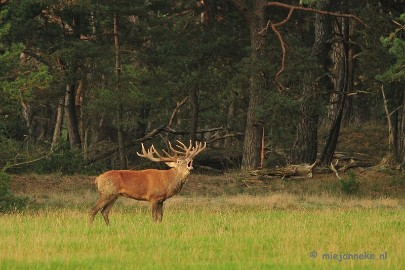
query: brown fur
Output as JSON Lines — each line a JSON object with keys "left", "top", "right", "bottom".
{"left": 89, "top": 159, "right": 191, "bottom": 225}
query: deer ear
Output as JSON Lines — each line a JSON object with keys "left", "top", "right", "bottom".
{"left": 165, "top": 162, "right": 176, "bottom": 168}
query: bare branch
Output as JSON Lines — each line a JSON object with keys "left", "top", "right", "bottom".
{"left": 346, "top": 90, "right": 373, "bottom": 96}
{"left": 135, "top": 97, "right": 189, "bottom": 142}
{"left": 271, "top": 23, "right": 287, "bottom": 91}
{"left": 206, "top": 132, "right": 244, "bottom": 144}
{"left": 266, "top": 2, "right": 369, "bottom": 28}
{"left": 21, "top": 50, "right": 55, "bottom": 72}
{"left": 381, "top": 85, "right": 395, "bottom": 151}
{"left": 330, "top": 161, "right": 341, "bottom": 180}
{"left": 257, "top": 8, "right": 295, "bottom": 91}
{"left": 258, "top": 1, "right": 368, "bottom": 90}
{"left": 167, "top": 97, "right": 189, "bottom": 128}
{"left": 2, "top": 146, "right": 60, "bottom": 172}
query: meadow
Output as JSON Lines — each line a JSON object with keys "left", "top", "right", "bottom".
{"left": 1, "top": 194, "right": 404, "bottom": 270}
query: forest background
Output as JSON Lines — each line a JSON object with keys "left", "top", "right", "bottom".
{"left": 0, "top": 0, "right": 404, "bottom": 176}
{"left": 1, "top": 2, "right": 405, "bottom": 268}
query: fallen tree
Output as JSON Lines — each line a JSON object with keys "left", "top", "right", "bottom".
{"left": 248, "top": 151, "right": 377, "bottom": 179}
{"left": 249, "top": 162, "right": 317, "bottom": 179}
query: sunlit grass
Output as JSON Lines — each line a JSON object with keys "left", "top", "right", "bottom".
{"left": 1, "top": 196, "right": 404, "bottom": 269}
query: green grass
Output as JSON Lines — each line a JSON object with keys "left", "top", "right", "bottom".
{"left": 0, "top": 197, "right": 404, "bottom": 269}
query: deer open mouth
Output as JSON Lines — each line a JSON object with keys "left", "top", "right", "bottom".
{"left": 187, "top": 160, "right": 193, "bottom": 170}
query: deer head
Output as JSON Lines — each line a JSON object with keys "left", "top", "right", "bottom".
{"left": 137, "top": 140, "right": 207, "bottom": 170}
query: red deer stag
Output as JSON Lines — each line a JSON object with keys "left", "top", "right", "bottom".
{"left": 89, "top": 140, "right": 206, "bottom": 225}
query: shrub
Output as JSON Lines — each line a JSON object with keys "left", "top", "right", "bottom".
{"left": 340, "top": 170, "right": 360, "bottom": 194}
{"left": 0, "top": 172, "right": 28, "bottom": 212}
{"left": 390, "top": 173, "right": 405, "bottom": 187}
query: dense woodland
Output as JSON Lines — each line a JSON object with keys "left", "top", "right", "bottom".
{"left": 0, "top": 0, "right": 404, "bottom": 174}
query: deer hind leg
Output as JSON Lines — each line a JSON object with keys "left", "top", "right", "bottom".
{"left": 89, "top": 195, "right": 115, "bottom": 226}
{"left": 101, "top": 196, "right": 118, "bottom": 226}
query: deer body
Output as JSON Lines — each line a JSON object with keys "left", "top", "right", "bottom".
{"left": 89, "top": 141, "right": 205, "bottom": 225}
{"left": 96, "top": 168, "right": 190, "bottom": 201}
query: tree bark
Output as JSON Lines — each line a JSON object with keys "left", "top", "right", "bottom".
{"left": 381, "top": 86, "right": 395, "bottom": 153}
{"left": 380, "top": 86, "right": 405, "bottom": 169}
{"left": 291, "top": 84, "right": 319, "bottom": 163}
{"left": 320, "top": 0, "right": 351, "bottom": 165}
{"left": 382, "top": 87, "right": 405, "bottom": 166}
{"left": 20, "top": 96, "right": 34, "bottom": 140}
{"left": 65, "top": 84, "right": 82, "bottom": 150}
{"left": 399, "top": 91, "right": 405, "bottom": 167}
{"left": 51, "top": 96, "right": 65, "bottom": 151}
{"left": 312, "top": 0, "right": 332, "bottom": 68}
{"left": 290, "top": 0, "right": 331, "bottom": 164}
{"left": 224, "top": 101, "right": 235, "bottom": 148}
{"left": 134, "top": 106, "right": 150, "bottom": 139}
{"left": 190, "top": 86, "right": 199, "bottom": 144}
{"left": 241, "top": 0, "right": 266, "bottom": 170}
{"left": 114, "top": 14, "right": 128, "bottom": 169}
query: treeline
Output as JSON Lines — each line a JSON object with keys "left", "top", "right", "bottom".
{"left": 0, "top": 0, "right": 404, "bottom": 173}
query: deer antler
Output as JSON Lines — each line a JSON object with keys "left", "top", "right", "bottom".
{"left": 187, "top": 141, "right": 207, "bottom": 159}
{"left": 137, "top": 141, "right": 207, "bottom": 162}
{"left": 172, "top": 140, "right": 207, "bottom": 159}
{"left": 174, "top": 140, "right": 193, "bottom": 156}
{"left": 137, "top": 143, "right": 177, "bottom": 162}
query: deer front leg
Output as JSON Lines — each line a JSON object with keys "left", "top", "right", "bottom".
{"left": 157, "top": 201, "right": 164, "bottom": 222}
{"left": 151, "top": 200, "right": 159, "bottom": 222}
{"left": 151, "top": 200, "right": 164, "bottom": 222}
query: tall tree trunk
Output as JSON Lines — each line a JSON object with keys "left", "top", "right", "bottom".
{"left": 114, "top": 14, "right": 127, "bottom": 169}
{"left": 65, "top": 84, "right": 82, "bottom": 150}
{"left": 320, "top": 0, "right": 351, "bottom": 165}
{"left": 291, "top": 0, "right": 331, "bottom": 164}
{"left": 291, "top": 84, "right": 320, "bottom": 163}
{"left": 134, "top": 106, "right": 150, "bottom": 139}
{"left": 224, "top": 101, "right": 235, "bottom": 148}
{"left": 75, "top": 80, "right": 84, "bottom": 144}
{"left": 241, "top": 0, "right": 266, "bottom": 170}
{"left": 380, "top": 86, "right": 405, "bottom": 169}
{"left": 20, "top": 96, "right": 34, "bottom": 140}
{"left": 51, "top": 96, "right": 65, "bottom": 151}
{"left": 399, "top": 91, "right": 405, "bottom": 167}
{"left": 190, "top": 86, "right": 199, "bottom": 144}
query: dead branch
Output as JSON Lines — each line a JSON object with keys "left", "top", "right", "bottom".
{"left": 332, "top": 152, "right": 376, "bottom": 172}
{"left": 259, "top": 1, "right": 368, "bottom": 90}
{"left": 266, "top": 2, "right": 369, "bottom": 28}
{"left": 136, "top": 96, "right": 189, "bottom": 142}
{"left": 206, "top": 132, "right": 244, "bottom": 144}
{"left": 86, "top": 97, "right": 189, "bottom": 162}
{"left": 21, "top": 50, "right": 55, "bottom": 72}
{"left": 330, "top": 161, "right": 341, "bottom": 179}
{"left": 2, "top": 145, "right": 60, "bottom": 172}
{"left": 381, "top": 85, "right": 395, "bottom": 151}
{"left": 196, "top": 127, "right": 224, "bottom": 133}
{"left": 346, "top": 90, "right": 373, "bottom": 96}
{"left": 249, "top": 162, "right": 316, "bottom": 179}
{"left": 258, "top": 8, "right": 294, "bottom": 91}
{"left": 271, "top": 24, "right": 286, "bottom": 91}
{"left": 168, "top": 97, "right": 189, "bottom": 127}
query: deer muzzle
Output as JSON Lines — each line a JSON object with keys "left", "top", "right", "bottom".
{"left": 187, "top": 159, "right": 193, "bottom": 170}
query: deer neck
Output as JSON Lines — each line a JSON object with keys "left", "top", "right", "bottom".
{"left": 166, "top": 167, "right": 190, "bottom": 195}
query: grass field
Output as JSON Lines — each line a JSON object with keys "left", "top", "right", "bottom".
{"left": 1, "top": 194, "right": 404, "bottom": 270}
